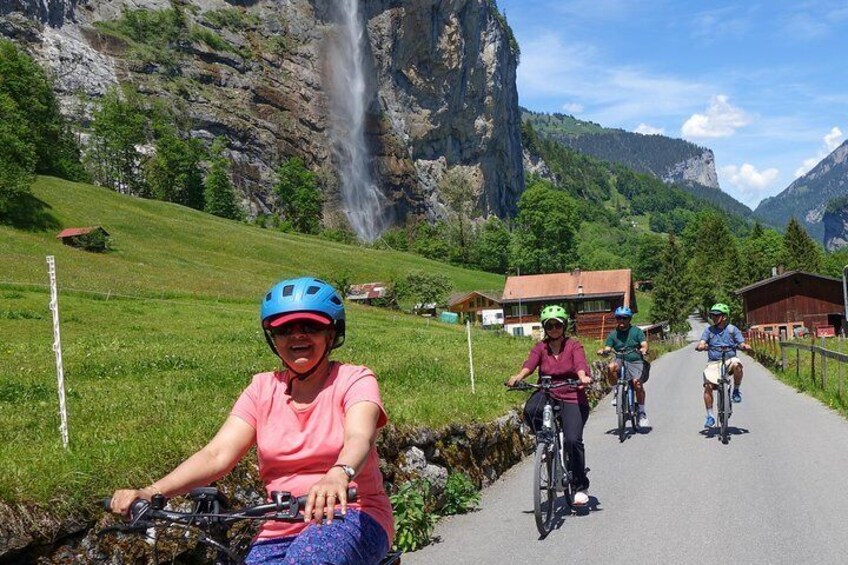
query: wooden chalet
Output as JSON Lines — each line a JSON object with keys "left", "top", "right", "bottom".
{"left": 735, "top": 270, "right": 844, "bottom": 337}
{"left": 447, "top": 290, "right": 503, "bottom": 327}
{"left": 501, "top": 269, "right": 637, "bottom": 339}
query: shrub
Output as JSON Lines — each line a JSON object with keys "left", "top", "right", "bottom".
{"left": 440, "top": 473, "right": 480, "bottom": 515}
{"left": 389, "top": 480, "right": 437, "bottom": 552}
{"left": 76, "top": 230, "right": 111, "bottom": 253}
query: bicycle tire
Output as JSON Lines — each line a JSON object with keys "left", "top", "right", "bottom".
{"left": 617, "top": 384, "right": 626, "bottom": 442}
{"left": 717, "top": 372, "right": 729, "bottom": 444}
{"left": 721, "top": 382, "right": 731, "bottom": 444}
{"left": 533, "top": 442, "right": 555, "bottom": 535}
{"left": 629, "top": 384, "right": 641, "bottom": 433}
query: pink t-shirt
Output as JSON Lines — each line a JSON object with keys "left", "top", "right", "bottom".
{"left": 231, "top": 362, "right": 394, "bottom": 542}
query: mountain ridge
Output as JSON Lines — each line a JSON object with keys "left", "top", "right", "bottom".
{"left": 756, "top": 140, "right": 848, "bottom": 240}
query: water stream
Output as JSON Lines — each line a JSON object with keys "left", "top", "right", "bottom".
{"left": 327, "top": 0, "right": 389, "bottom": 242}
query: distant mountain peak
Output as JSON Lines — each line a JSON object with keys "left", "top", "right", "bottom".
{"left": 756, "top": 140, "right": 848, "bottom": 241}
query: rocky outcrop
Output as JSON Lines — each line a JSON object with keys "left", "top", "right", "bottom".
{"left": 0, "top": 0, "right": 525, "bottom": 231}
{"left": 823, "top": 204, "right": 848, "bottom": 251}
{"left": 662, "top": 150, "right": 719, "bottom": 189}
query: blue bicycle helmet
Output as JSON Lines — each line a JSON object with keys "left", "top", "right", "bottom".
{"left": 614, "top": 306, "right": 633, "bottom": 318}
{"left": 261, "top": 277, "right": 346, "bottom": 351}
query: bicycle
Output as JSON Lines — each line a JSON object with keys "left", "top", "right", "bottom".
{"left": 599, "top": 348, "right": 642, "bottom": 442}
{"left": 98, "top": 487, "right": 402, "bottom": 565}
{"left": 508, "top": 376, "right": 581, "bottom": 536}
{"left": 706, "top": 345, "right": 734, "bottom": 445}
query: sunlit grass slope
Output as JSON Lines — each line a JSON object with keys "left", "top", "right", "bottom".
{"left": 1, "top": 176, "right": 504, "bottom": 298}
{"left": 0, "top": 176, "right": 528, "bottom": 509}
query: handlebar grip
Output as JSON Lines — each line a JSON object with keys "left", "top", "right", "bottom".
{"left": 128, "top": 498, "right": 151, "bottom": 520}
{"left": 99, "top": 497, "right": 113, "bottom": 510}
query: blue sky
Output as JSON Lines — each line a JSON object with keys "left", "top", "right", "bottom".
{"left": 497, "top": 0, "right": 848, "bottom": 209}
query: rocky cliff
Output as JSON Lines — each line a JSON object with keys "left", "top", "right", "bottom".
{"left": 756, "top": 140, "right": 848, "bottom": 240}
{"left": 0, "top": 0, "right": 525, "bottom": 232}
{"left": 823, "top": 205, "right": 848, "bottom": 251}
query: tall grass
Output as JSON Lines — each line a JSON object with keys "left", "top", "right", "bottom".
{"left": 767, "top": 338, "right": 848, "bottom": 418}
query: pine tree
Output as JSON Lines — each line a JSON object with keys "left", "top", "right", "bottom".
{"left": 203, "top": 138, "right": 242, "bottom": 220}
{"left": 274, "top": 157, "right": 323, "bottom": 234}
{"left": 782, "top": 217, "right": 822, "bottom": 273}
{"left": 652, "top": 234, "right": 692, "bottom": 334}
{"left": 685, "top": 211, "right": 743, "bottom": 316}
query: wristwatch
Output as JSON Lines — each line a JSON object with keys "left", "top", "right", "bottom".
{"left": 333, "top": 464, "right": 356, "bottom": 480}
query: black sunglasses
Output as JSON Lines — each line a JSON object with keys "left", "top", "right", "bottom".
{"left": 615, "top": 316, "right": 631, "bottom": 321}
{"left": 544, "top": 321, "right": 564, "bottom": 330}
{"left": 270, "top": 322, "right": 329, "bottom": 337}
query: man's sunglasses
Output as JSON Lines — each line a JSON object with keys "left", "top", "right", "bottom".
{"left": 269, "top": 322, "right": 329, "bottom": 336}
{"left": 615, "top": 316, "right": 631, "bottom": 321}
{"left": 544, "top": 321, "right": 564, "bottom": 330}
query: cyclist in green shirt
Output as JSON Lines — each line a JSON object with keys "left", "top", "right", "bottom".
{"left": 597, "top": 306, "right": 649, "bottom": 427}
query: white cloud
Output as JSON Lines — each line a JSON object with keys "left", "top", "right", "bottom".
{"left": 824, "top": 126, "right": 844, "bottom": 151}
{"left": 681, "top": 95, "right": 751, "bottom": 138}
{"left": 562, "top": 102, "right": 584, "bottom": 114}
{"left": 634, "top": 123, "right": 664, "bottom": 135}
{"left": 721, "top": 163, "right": 779, "bottom": 190}
{"left": 794, "top": 126, "right": 846, "bottom": 177}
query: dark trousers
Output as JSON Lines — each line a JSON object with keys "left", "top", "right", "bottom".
{"left": 523, "top": 391, "right": 590, "bottom": 490}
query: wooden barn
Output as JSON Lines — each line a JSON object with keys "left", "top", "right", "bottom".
{"left": 448, "top": 291, "right": 503, "bottom": 327}
{"left": 501, "top": 269, "right": 637, "bottom": 339}
{"left": 735, "top": 270, "right": 844, "bottom": 338}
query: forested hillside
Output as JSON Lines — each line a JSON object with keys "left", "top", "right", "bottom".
{"left": 522, "top": 109, "right": 754, "bottom": 220}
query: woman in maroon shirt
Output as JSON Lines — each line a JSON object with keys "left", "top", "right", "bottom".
{"left": 507, "top": 305, "right": 593, "bottom": 505}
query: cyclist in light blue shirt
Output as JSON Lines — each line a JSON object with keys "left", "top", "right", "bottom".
{"left": 695, "top": 303, "right": 752, "bottom": 428}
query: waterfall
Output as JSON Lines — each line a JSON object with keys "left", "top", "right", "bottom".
{"left": 327, "top": 0, "right": 389, "bottom": 242}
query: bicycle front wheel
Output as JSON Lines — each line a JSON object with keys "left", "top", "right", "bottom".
{"left": 629, "top": 385, "right": 641, "bottom": 432}
{"left": 617, "top": 385, "right": 626, "bottom": 442}
{"left": 533, "top": 442, "right": 556, "bottom": 535}
{"left": 718, "top": 383, "right": 729, "bottom": 444}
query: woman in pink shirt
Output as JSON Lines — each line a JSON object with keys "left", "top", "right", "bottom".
{"left": 109, "top": 277, "right": 393, "bottom": 564}
{"left": 506, "top": 305, "right": 593, "bottom": 506}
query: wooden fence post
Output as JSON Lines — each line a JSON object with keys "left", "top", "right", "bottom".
{"left": 820, "top": 337, "right": 828, "bottom": 390}
{"left": 811, "top": 334, "right": 816, "bottom": 386}
{"left": 781, "top": 341, "right": 786, "bottom": 371}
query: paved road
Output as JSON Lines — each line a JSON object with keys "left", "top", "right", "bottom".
{"left": 406, "top": 326, "right": 848, "bottom": 564}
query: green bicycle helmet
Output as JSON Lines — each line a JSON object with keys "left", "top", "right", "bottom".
{"left": 709, "top": 303, "right": 731, "bottom": 316}
{"left": 540, "top": 305, "right": 568, "bottom": 326}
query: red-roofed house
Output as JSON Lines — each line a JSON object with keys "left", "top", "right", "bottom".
{"left": 501, "top": 269, "right": 637, "bottom": 339}
{"left": 347, "top": 282, "right": 388, "bottom": 305}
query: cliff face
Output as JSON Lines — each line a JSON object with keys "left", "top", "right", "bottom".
{"left": 1, "top": 0, "right": 524, "bottom": 229}
{"left": 823, "top": 206, "right": 848, "bottom": 251}
{"left": 662, "top": 150, "right": 719, "bottom": 190}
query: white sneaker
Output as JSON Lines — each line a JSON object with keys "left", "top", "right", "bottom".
{"left": 573, "top": 490, "right": 589, "bottom": 506}
{"left": 611, "top": 396, "right": 617, "bottom": 407}
{"left": 638, "top": 412, "right": 650, "bottom": 427}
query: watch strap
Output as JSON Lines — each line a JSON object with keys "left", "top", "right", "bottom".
{"left": 332, "top": 463, "right": 355, "bottom": 480}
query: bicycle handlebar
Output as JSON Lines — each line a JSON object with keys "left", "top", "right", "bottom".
{"left": 101, "top": 487, "right": 359, "bottom": 526}
{"left": 506, "top": 377, "right": 582, "bottom": 392}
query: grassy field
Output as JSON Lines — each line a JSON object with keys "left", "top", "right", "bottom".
{"left": 1, "top": 177, "right": 504, "bottom": 299}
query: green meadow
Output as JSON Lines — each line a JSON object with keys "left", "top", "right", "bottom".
{"left": 0, "top": 177, "right": 529, "bottom": 511}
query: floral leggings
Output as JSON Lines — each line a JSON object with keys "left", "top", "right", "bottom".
{"left": 244, "top": 509, "right": 389, "bottom": 565}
